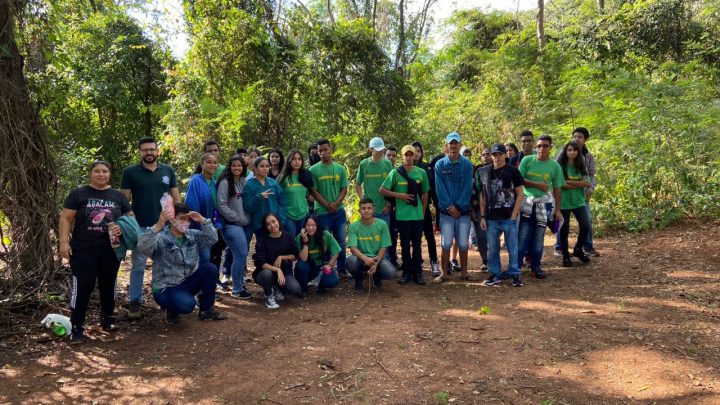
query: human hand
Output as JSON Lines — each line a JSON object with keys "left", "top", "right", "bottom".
{"left": 300, "top": 228, "right": 308, "bottom": 243}
{"left": 554, "top": 209, "right": 562, "bottom": 221}
{"left": 368, "top": 264, "right": 377, "bottom": 276}
{"left": 277, "top": 271, "right": 286, "bottom": 286}
{"left": 108, "top": 222, "right": 122, "bottom": 237}
{"left": 327, "top": 202, "right": 338, "bottom": 213}
{"left": 260, "top": 189, "right": 274, "bottom": 199}
{"left": 399, "top": 193, "right": 414, "bottom": 203}
{"left": 382, "top": 205, "right": 391, "bottom": 214}
{"left": 59, "top": 242, "right": 72, "bottom": 262}
{"left": 155, "top": 210, "right": 171, "bottom": 231}
{"left": 363, "top": 256, "right": 375, "bottom": 267}
{"left": 187, "top": 211, "right": 205, "bottom": 223}
{"left": 273, "top": 257, "right": 283, "bottom": 269}
{"left": 480, "top": 218, "right": 487, "bottom": 231}
{"left": 536, "top": 182, "right": 549, "bottom": 193}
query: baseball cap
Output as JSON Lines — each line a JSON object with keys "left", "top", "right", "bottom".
{"left": 490, "top": 143, "right": 507, "bottom": 154}
{"left": 368, "top": 137, "right": 386, "bottom": 151}
{"left": 445, "top": 131, "right": 461, "bottom": 144}
{"left": 400, "top": 145, "right": 415, "bottom": 156}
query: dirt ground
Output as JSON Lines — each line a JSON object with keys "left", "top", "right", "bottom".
{"left": 1, "top": 220, "right": 719, "bottom": 404}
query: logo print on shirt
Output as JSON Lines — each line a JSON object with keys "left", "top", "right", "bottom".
{"left": 162, "top": 175, "right": 170, "bottom": 185}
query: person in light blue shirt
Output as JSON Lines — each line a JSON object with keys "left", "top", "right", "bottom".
{"left": 433, "top": 132, "right": 474, "bottom": 283}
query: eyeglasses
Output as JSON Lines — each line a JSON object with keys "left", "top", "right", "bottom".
{"left": 141, "top": 148, "right": 157, "bottom": 153}
{"left": 536, "top": 144, "right": 551, "bottom": 149}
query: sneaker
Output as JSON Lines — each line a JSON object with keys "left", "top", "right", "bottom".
{"left": 450, "top": 259, "right": 461, "bottom": 272}
{"left": 412, "top": 273, "right": 426, "bottom": 286}
{"left": 128, "top": 301, "right": 142, "bottom": 320}
{"left": 100, "top": 317, "right": 118, "bottom": 332}
{"left": 69, "top": 328, "right": 85, "bottom": 345}
{"left": 430, "top": 261, "right": 440, "bottom": 277}
{"left": 562, "top": 256, "right": 573, "bottom": 267}
{"left": 483, "top": 275, "right": 502, "bottom": 286}
{"left": 584, "top": 247, "right": 600, "bottom": 257}
{"left": 553, "top": 249, "right": 563, "bottom": 257}
{"left": 532, "top": 268, "right": 546, "bottom": 279}
{"left": 338, "top": 270, "right": 352, "bottom": 279}
{"left": 265, "top": 294, "right": 280, "bottom": 309}
{"left": 165, "top": 310, "right": 180, "bottom": 325}
{"left": 307, "top": 278, "right": 320, "bottom": 288}
{"left": 372, "top": 276, "right": 382, "bottom": 289}
{"left": 216, "top": 281, "right": 231, "bottom": 291}
{"left": 397, "top": 273, "right": 410, "bottom": 285}
{"left": 198, "top": 308, "right": 227, "bottom": 321}
{"left": 231, "top": 290, "right": 253, "bottom": 299}
{"left": 480, "top": 263, "right": 488, "bottom": 272}
{"left": 573, "top": 249, "right": 591, "bottom": 264}
{"left": 354, "top": 278, "right": 364, "bottom": 292}
{"left": 220, "top": 274, "right": 231, "bottom": 285}
{"left": 273, "top": 286, "right": 285, "bottom": 301}
{"left": 512, "top": 275, "right": 523, "bottom": 287}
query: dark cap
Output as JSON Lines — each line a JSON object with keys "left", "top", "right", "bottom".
{"left": 490, "top": 143, "right": 507, "bottom": 154}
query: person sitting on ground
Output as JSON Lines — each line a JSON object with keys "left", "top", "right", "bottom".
{"left": 346, "top": 198, "right": 396, "bottom": 292}
{"left": 295, "top": 215, "right": 341, "bottom": 295}
{"left": 252, "top": 213, "right": 302, "bottom": 309}
{"left": 138, "top": 203, "right": 226, "bottom": 325}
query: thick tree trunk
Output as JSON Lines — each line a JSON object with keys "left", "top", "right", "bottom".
{"left": 536, "top": 0, "right": 546, "bottom": 50}
{"left": 394, "top": 0, "right": 405, "bottom": 74}
{"left": 0, "top": 1, "right": 58, "bottom": 311}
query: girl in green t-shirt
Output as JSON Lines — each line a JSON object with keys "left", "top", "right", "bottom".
{"left": 277, "top": 149, "right": 314, "bottom": 237}
{"left": 557, "top": 142, "right": 592, "bottom": 267}
{"left": 295, "top": 216, "right": 341, "bottom": 295}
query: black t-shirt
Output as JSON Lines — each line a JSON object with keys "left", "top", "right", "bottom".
{"left": 475, "top": 164, "right": 525, "bottom": 220}
{"left": 63, "top": 186, "right": 131, "bottom": 251}
{"left": 252, "top": 231, "right": 299, "bottom": 276}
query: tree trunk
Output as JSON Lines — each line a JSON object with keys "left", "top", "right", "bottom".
{"left": 327, "top": 0, "right": 335, "bottom": 25}
{"left": 536, "top": 0, "right": 546, "bottom": 50}
{"left": 0, "top": 1, "right": 58, "bottom": 313}
{"left": 597, "top": 0, "right": 604, "bottom": 14}
{"left": 394, "top": 0, "right": 405, "bottom": 74}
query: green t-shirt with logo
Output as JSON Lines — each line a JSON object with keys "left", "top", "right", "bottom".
{"left": 309, "top": 161, "right": 349, "bottom": 215}
{"left": 381, "top": 166, "right": 429, "bottom": 221}
{"left": 560, "top": 164, "right": 587, "bottom": 210}
{"left": 296, "top": 230, "right": 341, "bottom": 267}
{"left": 347, "top": 218, "right": 391, "bottom": 257}
{"left": 518, "top": 155, "right": 566, "bottom": 199}
{"left": 212, "top": 164, "right": 226, "bottom": 183}
{"left": 282, "top": 173, "right": 310, "bottom": 220}
{"left": 356, "top": 157, "right": 393, "bottom": 214}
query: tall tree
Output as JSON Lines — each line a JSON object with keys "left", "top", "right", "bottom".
{"left": 536, "top": 0, "right": 546, "bottom": 50}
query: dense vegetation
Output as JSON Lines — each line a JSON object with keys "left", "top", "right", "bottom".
{"left": 1, "top": 0, "right": 719, "bottom": 313}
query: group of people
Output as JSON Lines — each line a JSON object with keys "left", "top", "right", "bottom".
{"left": 58, "top": 128, "right": 599, "bottom": 344}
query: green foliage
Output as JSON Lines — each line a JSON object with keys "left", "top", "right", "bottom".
{"left": 434, "top": 390, "right": 450, "bottom": 405}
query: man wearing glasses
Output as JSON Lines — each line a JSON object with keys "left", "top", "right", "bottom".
{"left": 121, "top": 137, "right": 181, "bottom": 320}
{"left": 509, "top": 130, "right": 535, "bottom": 167}
{"left": 516, "top": 135, "right": 565, "bottom": 279}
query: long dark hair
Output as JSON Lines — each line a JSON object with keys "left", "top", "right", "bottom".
{"left": 411, "top": 141, "right": 425, "bottom": 164}
{"left": 277, "top": 149, "right": 313, "bottom": 189}
{"left": 219, "top": 155, "right": 247, "bottom": 199}
{"left": 261, "top": 212, "right": 282, "bottom": 236}
{"left": 557, "top": 141, "right": 588, "bottom": 179}
{"left": 268, "top": 148, "right": 285, "bottom": 170}
{"left": 305, "top": 215, "right": 326, "bottom": 255}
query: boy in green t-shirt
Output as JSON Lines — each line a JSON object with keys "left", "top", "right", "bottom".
{"left": 355, "top": 137, "right": 393, "bottom": 224}
{"left": 309, "top": 139, "right": 350, "bottom": 277}
{"left": 380, "top": 145, "right": 429, "bottom": 285}
{"left": 346, "top": 198, "right": 397, "bottom": 292}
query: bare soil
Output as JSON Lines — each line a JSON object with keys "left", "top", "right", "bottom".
{"left": 1, "top": 220, "right": 719, "bottom": 404}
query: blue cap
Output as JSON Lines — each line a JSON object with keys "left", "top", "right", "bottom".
{"left": 368, "top": 137, "right": 386, "bottom": 151}
{"left": 445, "top": 131, "right": 461, "bottom": 144}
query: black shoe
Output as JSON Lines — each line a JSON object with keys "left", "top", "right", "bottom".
{"left": 231, "top": 290, "right": 253, "bottom": 299}
{"left": 69, "top": 327, "right": 85, "bottom": 345}
{"left": 562, "top": 255, "right": 572, "bottom": 267}
{"left": 483, "top": 274, "right": 502, "bottom": 286}
{"left": 373, "top": 276, "right": 382, "bottom": 289}
{"left": 198, "top": 308, "right": 227, "bottom": 321}
{"left": 165, "top": 310, "right": 180, "bottom": 325}
{"left": 397, "top": 273, "right": 410, "bottom": 285}
{"left": 413, "top": 273, "right": 426, "bottom": 285}
{"left": 532, "top": 268, "right": 546, "bottom": 279}
{"left": 216, "top": 281, "right": 231, "bottom": 291}
{"left": 100, "top": 317, "right": 118, "bottom": 332}
{"left": 512, "top": 275, "right": 523, "bottom": 287}
{"left": 583, "top": 247, "right": 600, "bottom": 257}
{"left": 128, "top": 301, "right": 142, "bottom": 320}
{"left": 450, "top": 259, "right": 461, "bottom": 272}
{"left": 573, "top": 249, "right": 591, "bottom": 264}
{"left": 498, "top": 272, "right": 511, "bottom": 280}
{"left": 354, "top": 278, "right": 364, "bottom": 292}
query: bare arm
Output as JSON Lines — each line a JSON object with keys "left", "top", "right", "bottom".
{"left": 58, "top": 209, "right": 76, "bottom": 261}
{"left": 511, "top": 186, "right": 524, "bottom": 219}
{"left": 552, "top": 187, "right": 562, "bottom": 219}
{"left": 170, "top": 187, "right": 181, "bottom": 202}
{"left": 355, "top": 183, "right": 363, "bottom": 200}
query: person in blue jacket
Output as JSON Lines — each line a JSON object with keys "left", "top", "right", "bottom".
{"left": 432, "top": 132, "right": 474, "bottom": 283}
{"left": 243, "top": 156, "right": 287, "bottom": 242}
{"left": 185, "top": 152, "right": 221, "bottom": 266}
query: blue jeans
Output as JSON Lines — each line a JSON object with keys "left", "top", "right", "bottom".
{"left": 153, "top": 262, "right": 218, "bottom": 314}
{"left": 374, "top": 212, "right": 391, "bottom": 260}
{"left": 439, "top": 214, "right": 471, "bottom": 251}
{"left": 487, "top": 219, "right": 520, "bottom": 277}
{"left": 518, "top": 203, "right": 551, "bottom": 270}
{"left": 130, "top": 241, "right": 149, "bottom": 304}
{"left": 317, "top": 209, "right": 347, "bottom": 273}
{"left": 295, "top": 260, "right": 340, "bottom": 293}
{"left": 374, "top": 212, "right": 390, "bottom": 224}
{"left": 284, "top": 215, "right": 308, "bottom": 238}
{"left": 221, "top": 224, "right": 249, "bottom": 294}
{"left": 198, "top": 247, "right": 211, "bottom": 265}
{"left": 346, "top": 255, "right": 397, "bottom": 280}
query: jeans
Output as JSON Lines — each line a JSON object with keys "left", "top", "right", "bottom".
{"left": 70, "top": 245, "right": 120, "bottom": 330}
{"left": 439, "top": 214, "right": 471, "bottom": 251}
{"left": 346, "top": 255, "right": 397, "bottom": 282}
{"left": 130, "top": 241, "right": 149, "bottom": 304}
{"left": 518, "top": 203, "right": 552, "bottom": 270}
{"left": 153, "top": 262, "right": 218, "bottom": 314}
{"left": 221, "top": 224, "right": 249, "bottom": 294}
{"left": 486, "top": 219, "right": 520, "bottom": 277}
{"left": 396, "top": 220, "right": 423, "bottom": 275}
{"left": 317, "top": 209, "right": 347, "bottom": 273}
{"left": 373, "top": 212, "right": 390, "bottom": 224}
{"left": 560, "top": 206, "right": 591, "bottom": 256}
{"left": 284, "top": 215, "right": 308, "bottom": 238}
{"left": 584, "top": 202, "right": 594, "bottom": 250}
{"left": 253, "top": 268, "right": 302, "bottom": 297}
{"left": 422, "top": 208, "right": 438, "bottom": 262}
{"left": 295, "top": 260, "right": 340, "bottom": 293}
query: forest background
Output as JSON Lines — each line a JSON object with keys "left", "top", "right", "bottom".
{"left": 0, "top": 0, "right": 719, "bottom": 316}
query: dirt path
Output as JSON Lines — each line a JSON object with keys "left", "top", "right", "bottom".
{"left": 2, "top": 221, "right": 719, "bottom": 404}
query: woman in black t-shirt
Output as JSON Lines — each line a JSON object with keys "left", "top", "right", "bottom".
{"left": 59, "top": 161, "right": 132, "bottom": 344}
{"left": 252, "top": 213, "right": 301, "bottom": 310}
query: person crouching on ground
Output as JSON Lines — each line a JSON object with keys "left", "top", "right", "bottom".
{"left": 137, "top": 203, "right": 227, "bottom": 325}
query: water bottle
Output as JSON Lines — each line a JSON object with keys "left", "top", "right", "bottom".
{"left": 107, "top": 221, "right": 121, "bottom": 248}
{"left": 160, "top": 192, "right": 175, "bottom": 219}
{"left": 41, "top": 314, "right": 72, "bottom": 337}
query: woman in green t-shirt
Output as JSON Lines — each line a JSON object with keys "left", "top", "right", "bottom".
{"left": 557, "top": 142, "right": 592, "bottom": 267}
{"left": 277, "top": 149, "right": 314, "bottom": 237}
{"left": 295, "top": 216, "right": 341, "bottom": 295}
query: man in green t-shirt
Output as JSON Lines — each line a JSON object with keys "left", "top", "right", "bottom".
{"left": 517, "top": 134, "right": 565, "bottom": 279}
{"left": 346, "top": 198, "right": 397, "bottom": 292}
{"left": 380, "top": 145, "right": 429, "bottom": 285}
{"left": 309, "top": 139, "right": 350, "bottom": 277}
{"left": 355, "top": 137, "right": 393, "bottom": 225}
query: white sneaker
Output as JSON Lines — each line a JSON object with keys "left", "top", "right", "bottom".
{"left": 431, "top": 261, "right": 440, "bottom": 277}
{"left": 273, "top": 286, "right": 285, "bottom": 301}
{"left": 553, "top": 249, "right": 562, "bottom": 257}
{"left": 265, "top": 294, "right": 279, "bottom": 309}
{"left": 307, "top": 278, "right": 320, "bottom": 288}
{"left": 220, "top": 274, "right": 231, "bottom": 284}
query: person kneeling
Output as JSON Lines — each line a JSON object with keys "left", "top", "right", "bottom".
{"left": 138, "top": 203, "right": 227, "bottom": 325}
{"left": 296, "top": 216, "right": 341, "bottom": 295}
{"left": 346, "top": 198, "right": 397, "bottom": 292}
{"left": 253, "top": 213, "right": 302, "bottom": 309}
